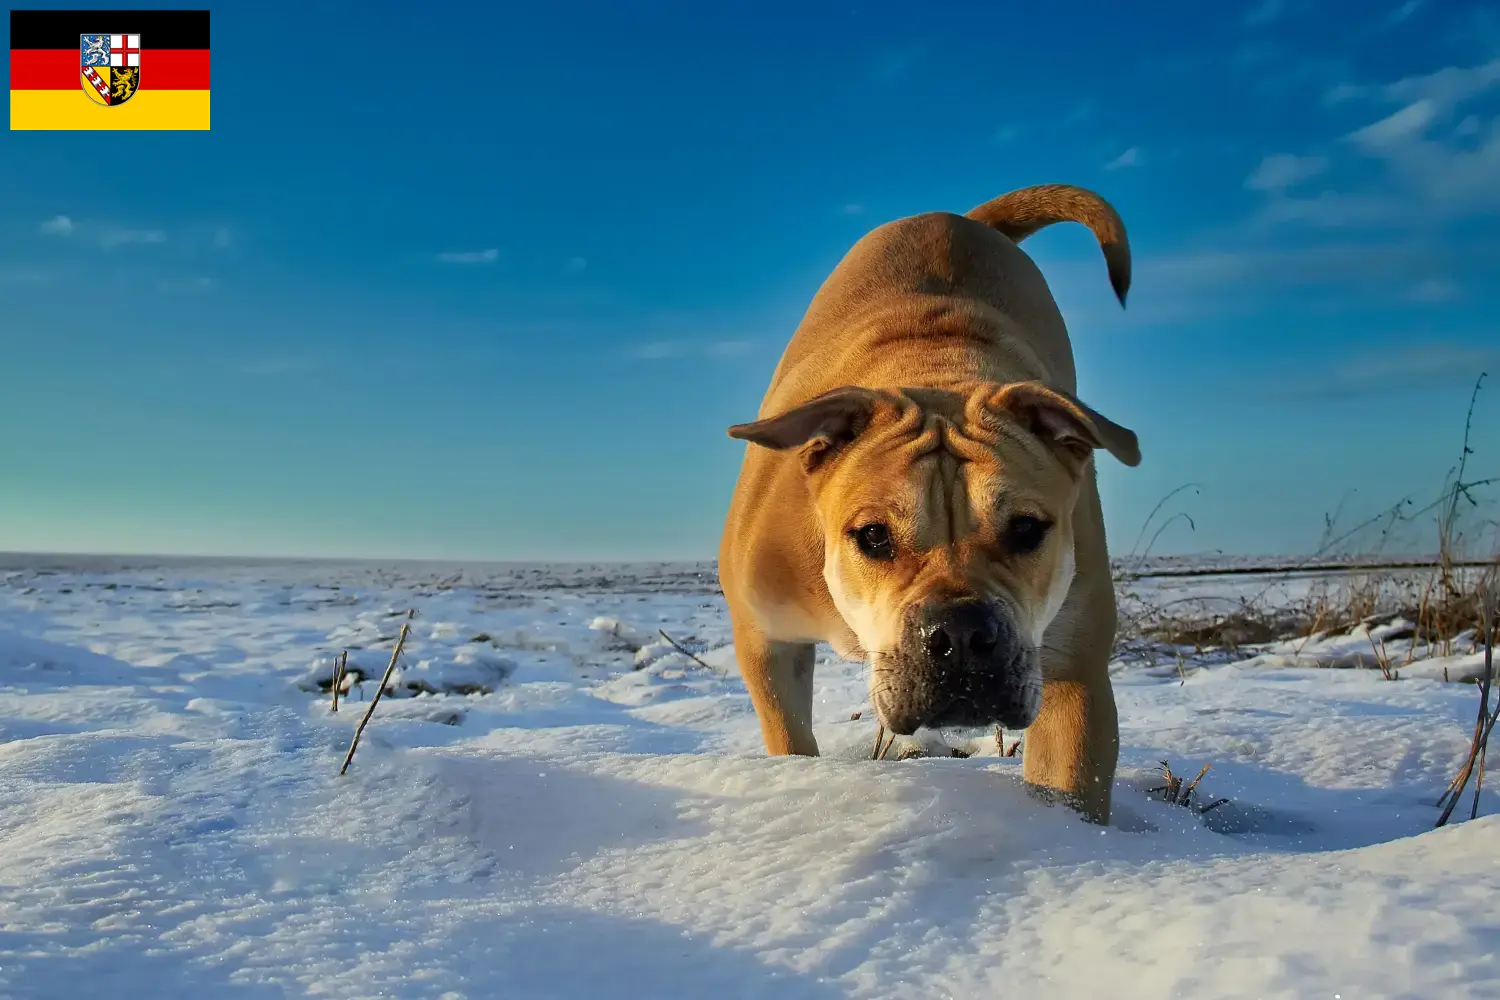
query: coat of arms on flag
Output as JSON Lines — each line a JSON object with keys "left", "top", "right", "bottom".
{"left": 80, "top": 33, "right": 140, "bottom": 107}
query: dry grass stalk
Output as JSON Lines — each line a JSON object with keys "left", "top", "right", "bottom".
{"left": 657, "top": 629, "right": 717, "bottom": 671}
{"left": 1436, "top": 584, "right": 1497, "bottom": 826}
{"left": 330, "top": 650, "right": 348, "bottom": 713}
{"left": 339, "top": 614, "right": 413, "bottom": 777}
{"left": 1149, "top": 760, "right": 1229, "bottom": 814}
{"left": 994, "top": 727, "right": 1021, "bottom": 757}
{"left": 1366, "top": 633, "right": 1399, "bottom": 681}
{"left": 871, "top": 725, "right": 896, "bottom": 761}
{"left": 1116, "top": 377, "right": 1497, "bottom": 671}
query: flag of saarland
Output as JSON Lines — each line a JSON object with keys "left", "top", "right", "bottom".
{"left": 10, "top": 9, "right": 210, "bottom": 130}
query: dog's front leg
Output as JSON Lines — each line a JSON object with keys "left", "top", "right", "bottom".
{"left": 1022, "top": 672, "right": 1118, "bottom": 824}
{"left": 731, "top": 619, "right": 818, "bottom": 756}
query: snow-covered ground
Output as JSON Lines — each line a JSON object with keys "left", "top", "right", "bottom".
{"left": 0, "top": 555, "right": 1495, "bottom": 999}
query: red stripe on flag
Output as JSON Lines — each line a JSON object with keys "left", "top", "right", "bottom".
{"left": 9, "top": 49, "right": 211, "bottom": 90}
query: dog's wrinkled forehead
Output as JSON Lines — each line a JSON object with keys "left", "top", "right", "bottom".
{"left": 725, "top": 379, "right": 1138, "bottom": 514}
{"left": 814, "top": 387, "right": 1073, "bottom": 533}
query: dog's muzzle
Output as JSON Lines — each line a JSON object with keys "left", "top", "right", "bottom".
{"left": 875, "top": 597, "right": 1042, "bottom": 735}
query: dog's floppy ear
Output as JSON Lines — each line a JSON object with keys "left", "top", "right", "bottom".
{"left": 976, "top": 381, "right": 1141, "bottom": 469}
{"left": 728, "top": 386, "right": 887, "bottom": 472}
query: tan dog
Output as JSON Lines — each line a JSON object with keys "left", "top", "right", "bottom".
{"left": 718, "top": 184, "right": 1140, "bottom": 824}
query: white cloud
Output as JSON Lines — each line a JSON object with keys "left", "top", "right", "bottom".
{"left": 706, "top": 339, "right": 758, "bottom": 358}
{"left": 155, "top": 276, "right": 217, "bottom": 295}
{"left": 98, "top": 227, "right": 166, "bottom": 248}
{"left": 1347, "top": 100, "right": 1439, "bottom": 150}
{"left": 1324, "top": 57, "right": 1500, "bottom": 114}
{"left": 1104, "top": 146, "right": 1141, "bottom": 170}
{"left": 212, "top": 227, "right": 233, "bottom": 249}
{"left": 1264, "top": 57, "right": 1500, "bottom": 229}
{"left": 840, "top": 203, "right": 866, "bottom": 216}
{"left": 1245, "top": 154, "right": 1328, "bottom": 192}
{"left": 1272, "top": 341, "right": 1498, "bottom": 398}
{"left": 37, "top": 215, "right": 74, "bottom": 237}
{"left": 628, "top": 339, "right": 761, "bottom": 361}
{"left": 37, "top": 216, "right": 179, "bottom": 248}
{"left": 1256, "top": 191, "right": 1399, "bottom": 227}
{"left": 1322, "top": 82, "right": 1365, "bottom": 106}
{"left": 629, "top": 341, "right": 688, "bottom": 360}
{"left": 436, "top": 248, "right": 498, "bottom": 264}
{"left": 564, "top": 256, "right": 588, "bottom": 273}
{"left": 1329, "top": 343, "right": 1496, "bottom": 393}
{"left": 1382, "top": 57, "right": 1500, "bottom": 108}
{"left": 992, "top": 125, "right": 1020, "bottom": 144}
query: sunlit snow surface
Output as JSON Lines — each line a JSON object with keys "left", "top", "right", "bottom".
{"left": 0, "top": 554, "right": 1494, "bottom": 999}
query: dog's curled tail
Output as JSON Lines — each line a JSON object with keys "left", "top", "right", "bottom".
{"left": 965, "top": 184, "right": 1131, "bottom": 307}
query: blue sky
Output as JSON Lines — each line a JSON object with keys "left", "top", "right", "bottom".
{"left": 3, "top": 0, "right": 1498, "bottom": 561}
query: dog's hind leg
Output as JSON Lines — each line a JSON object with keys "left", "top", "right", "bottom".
{"left": 732, "top": 618, "right": 818, "bottom": 756}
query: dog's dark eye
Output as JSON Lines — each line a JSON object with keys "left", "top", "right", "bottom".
{"left": 1005, "top": 515, "right": 1051, "bottom": 555}
{"left": 851, "top": 523, "right": 895, "bottom": 560}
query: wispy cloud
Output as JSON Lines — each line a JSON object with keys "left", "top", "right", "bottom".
{"left": 1268, "top": 341, "right": 1499, "bottom": 399}
{"left": 1385, "top": 0, "right": 1422, "bottom": 26}
{"left": 436, "top": 248, "right": 498, "bottom": 264}
{"left": 1104, "top": 146, "right": 1142, "bottom": 170}
{"left": 98, "top": 227, "right": 167, "bottom": 248}
{"left": 37, "top": 215, "right": 74, "bottom": 237}
{"left": 38, "top": 215, "right": 167, "bottom": 247}
{"left": 1260, "top": 56, "right": 1500, "bottom": 229}
{"left": 211, "top": 226, "right": 233, "bottom": 250}
{"left": 155, "top": 276, "right": 217, "bottom": 295}
{"left": 627, "top": 338, "right": 760, "bottom": 361}
{"left": 1245, "top": 153, "right": 1328, "bottom": 192}
{"left": 840, "top": 203, "right": 866, "bottom": 216}
{"left": 564, "top": 256, "right": 588, "bottom": 273}
{"left": 1328, "top": 343, "right": 1497, "bottom": 394}
{"left": 992, "top": 125, "right": 1021, "bottom": 144}
{"left": 1347, "top": 99, "right": 1438, "bottom": 149}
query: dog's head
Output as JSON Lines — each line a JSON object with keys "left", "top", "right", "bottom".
{"left": 728, "top": 382, "right": 1139, "bottom": 735}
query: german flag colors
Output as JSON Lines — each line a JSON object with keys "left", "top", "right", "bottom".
{"left": 10, "top": 10, "right": 210, "bottom": 130}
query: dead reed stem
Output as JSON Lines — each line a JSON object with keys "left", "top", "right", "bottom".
{"left": 339, "top": 617, "right": 412, "bottom": 777}
{"left": 1436, "top": 585, "right": 1497, "bottom": 826}
{"left": 330, "top": 650, "right": 347, "bottom": 713}
{"left": 657, "top": 629, "right": 717, "bottom": 672}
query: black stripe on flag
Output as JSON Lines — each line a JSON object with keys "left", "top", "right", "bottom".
{"left": 9, "top": 9, "right": 210, "bottom": 50}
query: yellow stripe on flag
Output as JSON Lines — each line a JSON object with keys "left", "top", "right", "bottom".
{"left": 10, "top": 89, "right": 210, "bottom": 131}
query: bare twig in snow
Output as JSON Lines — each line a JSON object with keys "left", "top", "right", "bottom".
{"left": 1436, "top": 584, "right": 1498, "bottom": 826}
{"left": 330, "top": 650, "right": 347, "bottom": 713}
{"left": 339, "top": 616, "right": 412, "bottom": 776}
{"left": 657, "top": 629, "right": 717, "bottom": 671}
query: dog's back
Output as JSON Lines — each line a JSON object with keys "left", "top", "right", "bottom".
{"left": 760, "top": 188, "right": 1127, "bottom": 418}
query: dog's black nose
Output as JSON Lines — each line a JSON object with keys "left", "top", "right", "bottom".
{"left": 920, "top": 600, "right": 1002, "bottom": 664}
